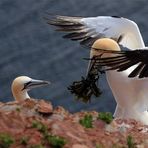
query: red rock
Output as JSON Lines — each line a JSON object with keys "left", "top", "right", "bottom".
{"left": 0, "top": 99, "right": 147, "bottom": 147}
{"left": 37, "top": 100, "right": 53, "bottom": 114}
{"left": 21, "top": 99, "right": 36, "bottom": 108}
{"left": 93, "top": 119, "right": 106, "bottom": 128}
{"left": 72, "top": 144, "right": 89, "bottom": 148}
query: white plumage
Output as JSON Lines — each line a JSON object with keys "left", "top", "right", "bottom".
{"left": 81, "top": 16, "right": 145, "bottom": 49}
{"left": 47, "top": 15, "right": 148, "bottom": 124}
{"left": 12, "top": 76, "right": 50, "bottom": 101}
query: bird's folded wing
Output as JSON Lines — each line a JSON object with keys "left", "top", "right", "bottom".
{"left": 45, "top": 14, "right": 139, "bottom": 48}
{"left": 96, "top": 49, "right": 148, "bottom": 78}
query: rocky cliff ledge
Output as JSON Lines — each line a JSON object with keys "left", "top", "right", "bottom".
{"left": 0, "top": 99, "right": 147, "bottom": 148}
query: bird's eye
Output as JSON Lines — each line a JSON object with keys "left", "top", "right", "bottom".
{"left": 22, "top": 81, "right": 32, "bottom": 90}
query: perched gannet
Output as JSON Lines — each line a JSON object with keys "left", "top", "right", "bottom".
{"left": 46, "top": 15, "right": 148, "bottom": 124}
{"left": 11, "top": 76, "right": 50, "bottom": 101}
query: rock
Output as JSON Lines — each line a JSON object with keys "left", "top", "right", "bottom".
{"left": 36, "top": 100, "right": 53, "bottom": 114}
{"left": 0, "top": 99, "right": 147, "bottom": 147}
{"left": 72, "top": 144, "right": 89, "bottom": 148}
{"left": 94, "top": 119, "right": 106, "bottom": 128}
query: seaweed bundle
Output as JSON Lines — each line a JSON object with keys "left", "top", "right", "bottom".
{"left": 68, "top": 56, "right": 104, "bottom": 103}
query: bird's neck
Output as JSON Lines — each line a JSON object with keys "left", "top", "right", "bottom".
{"left": 122, "top": 26, "right": 145, "bottom": 49}
{"left": 12, "top": 90, "right": 30, "bottom": 101}
{"left": 127, "top": 33, "right": 145, "bottom": 49}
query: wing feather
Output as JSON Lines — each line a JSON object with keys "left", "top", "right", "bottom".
{"left": 128, "top": 63, "right": 145, "bottom": 77}
{"left": 46, "top": 14, "right": 144, "bottom": 48}
{"left": 138, "top": 64, "right": 148, "bottom": 78}
{"left": 96, "top": 49, "right": 148, "bottom": 78}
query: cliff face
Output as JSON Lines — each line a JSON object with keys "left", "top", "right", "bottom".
{"left": 0, "top": 99, "right": 148, "bottom": 148}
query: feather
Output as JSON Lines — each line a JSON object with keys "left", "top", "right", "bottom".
{"left": 117, "top": 61, "right": 139, "bottom": 71}
{"left": 138, "top": 64, "right": 148, "bottom": 78}
{"left": 128, "top": 63, "right": 145, "bottom": 77}
{"left": 63, "top": 32, "right": 87, "bottom": 40}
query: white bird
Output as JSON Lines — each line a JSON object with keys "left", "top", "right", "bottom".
{"left": 68, "top": 38, "right": 121, "bottom": 103}
{"left": 46, "top": 15, "right": 148, "bottom": 124}
{"left": 85, "top": 38, "right": 148, "bottom": 124}
{"left": 11, "top": 76, "right": 50, "bottom": 101}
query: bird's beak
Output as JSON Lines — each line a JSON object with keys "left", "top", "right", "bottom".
{"left": 23, "top": 79, "right": 50, "bottom": 90}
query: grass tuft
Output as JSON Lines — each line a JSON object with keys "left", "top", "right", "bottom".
{"left": 79, "top": 114, "right": 93, "bottom": 128}
{"left": 0, "top": 133, "right": 14, "bottom": 148}
{"left": 31, "top": 120, "right": 67, "bottom": 148}
{"left": 127, "top": 135, "right": 136, "bottom": 148}
{"left": 46, "top": 135, "right": 67, "bottom": 148}
{"left": 32, "top": 120, "right": 48, "bottom": 135}
{"left": 20, "top": 136, "right": 29, "bottom": 145}
{"left": 98, "top": 112, "right": 113, "bottom": 124}
{"left": 29, "top": 144, "right": 45, "bottom": 148}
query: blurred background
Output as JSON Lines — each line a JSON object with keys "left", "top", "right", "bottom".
{"left": 0, "top": 0, "right": 148, "bottom": 113}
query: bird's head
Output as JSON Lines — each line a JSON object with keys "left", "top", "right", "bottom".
{"left": 11, "top": 76, "right": 50, "bottom": 101}
{"left": 91, "top": 38, "right": 121, "bottom": 58}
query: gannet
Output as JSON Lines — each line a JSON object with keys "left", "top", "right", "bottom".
{"left": 46, "top": 15, "right": 148, "bottom": 124}
{"left": 68, "top": 38, "right": 120, "bottom": 102}
{"left": 11, "top": 76, "right": 50, "bottom": 101}
{"left": 86, "top": 38, "right": 148, "bottom": 124}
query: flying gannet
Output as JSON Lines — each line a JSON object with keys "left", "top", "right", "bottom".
{"left": 11, "top": 76, "right": 50, "bottom": 101}
{"left": 46, "top": 15, "right": 148, "bottom": 124}
{"left": 68, "top": 38, "right": 121, "bottom": 102}
{"left": 82, "top": 38, "right": 148, "bottom": 124}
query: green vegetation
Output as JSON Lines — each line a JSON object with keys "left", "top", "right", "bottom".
{"left": 32, "top": 120, "right": 67, "bottom": 148}
{"left": 98, "top": 112, "right": 113, "bottom": 124}
{"left": 79, "top": 114, "right": 93, "bottom": 128}
{"left": 32, "top": 120, "right": 48, "bottom": 135}
{"left": 20, "top": 136, "right": 29, "bottom": 145}
{"left": 112, "top": 143, "right": 121, "bottom": 148}
{"left": 96, "top": 143, "right": 103, "bottom": 148}
{"left": 15, "top": 107, "right": 21, "bottom": 112}
{"left": 46, "top": 135, "right": 67, "bottom": 148}
{"left": 29, "top": 144, "right": 45, "bottom": 148}
{"left": 127, "top": 135, "right": 136, "bottom": 148}
{"left": 0, "top": 133, "right": 14, "bottom": 148}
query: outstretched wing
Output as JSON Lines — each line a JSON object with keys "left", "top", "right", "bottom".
{"left": 45, "top": 14, "right": 144, "bottom": 48}
{"left": 97, "top": 49, "right": 148, "bottom": 78}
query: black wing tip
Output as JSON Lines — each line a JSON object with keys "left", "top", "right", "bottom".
{"left": 44, "top": 12, "right": 83, "bottom": 20}
{"left": 44, "top": 13, "right": 99, "bottom": 47}
{"left": 111, "top": 16, "right": 122, "bottom": 18}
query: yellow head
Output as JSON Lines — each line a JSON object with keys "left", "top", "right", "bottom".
{"left": 11, "top": 76, "right": 50, "bottom": 101}
{"left": 91, "top": 38, "right": 121, "bottom": 58}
